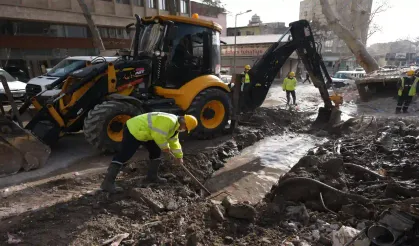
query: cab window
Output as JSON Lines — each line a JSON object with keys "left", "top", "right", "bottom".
{"left": 166, "top": 23, "right": 211, "bottom": 87}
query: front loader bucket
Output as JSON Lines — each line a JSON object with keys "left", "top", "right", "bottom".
{"left": 0, "top": 115, "right": 51, "bottom": 176}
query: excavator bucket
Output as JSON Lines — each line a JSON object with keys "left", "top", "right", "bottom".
{"left": 0, "top": 115, "right": 51, "bottom": 176}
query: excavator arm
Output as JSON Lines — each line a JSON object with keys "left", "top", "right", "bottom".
{"left": 242, "top": 20, "right": 334, "bottom": 112}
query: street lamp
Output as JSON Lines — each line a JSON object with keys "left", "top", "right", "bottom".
{"left": 233, "top": 9, "right": 252, "bottom": 75}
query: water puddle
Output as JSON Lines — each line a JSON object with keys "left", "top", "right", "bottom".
{"left": 206, "top": 133, "right": 327, "bottom": 203}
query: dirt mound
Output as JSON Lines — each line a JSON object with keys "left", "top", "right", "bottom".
{"left": 262, "top": 117, "right": 419, "bottom": 245}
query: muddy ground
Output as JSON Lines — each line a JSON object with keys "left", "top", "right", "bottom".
{"left": 1, "top": 83, "right": 419, "bottom": 246}
{"left": 0, "top": 106, "right": 314, "bottom": 246}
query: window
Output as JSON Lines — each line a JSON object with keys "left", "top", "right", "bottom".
{"left": 49, "top": 25, "right": 65, "bottom": 37}
{"left": 246, "top": 31, "right": 254, "bottom": 35}
{"left": 108, "top": 28, "right": 117, "bottom": 38}
{"left": 15, "top": 21, "right": 50, "bottom": 36}
{"left": 148, "top": 0, "right": 156, "bottom": 8}
{"left": 116, "top": 28, "right": 128, "bottom": 39}
{"left": 159, "top": 0, "right": 167, "bottom": 10}
{"left": 99, "top": 27, "right": 109, "bottom": 38}
{"left": 133, "top": 0, "right": 143, "bottom": 6}
{"left": 65, "top": 25, "right": 87, "bottom": 38}
{"left": 116, "top": 0, "right": 130, "bottom": 4}
{"left": 180, "top": 0, "right": 188, "bottom": 13}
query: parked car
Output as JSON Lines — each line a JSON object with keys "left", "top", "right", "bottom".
{"left": 25, "top": 56, "right": 119, "bottom": 101}
{"left": 3, "top": 66, "right": 30, "bottom": 83}
{"left": 0, "top": 69, "right": 27, "bottom": 101}
{"left": 331, "top": 70, "right": 366, "bottom": 88}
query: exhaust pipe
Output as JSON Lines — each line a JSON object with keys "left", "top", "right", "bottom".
{"left": 366, "top": 209, "right": 416, "bottom": 246}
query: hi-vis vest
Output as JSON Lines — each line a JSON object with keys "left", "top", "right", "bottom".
{"left": 398, "top": 77, "right": 419, "bottom": 96}
{"left": 244, "top": 73, "right": 250, "bottom": 83}
{"left": 282, "top": 77, "right": 297, "bottom": 91}
{"left": 126, "top": 112, "right": 183, "bottom": 158}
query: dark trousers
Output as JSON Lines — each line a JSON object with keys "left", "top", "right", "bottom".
{"left": 303, "top": 77, "right": 311, "bottom": 84}
{"left": 239, "top": 83, "right": 250, "bottom": 111}
{"left": 286, "top": 90, "right": 296, "bottom": 105}
{"left": 112, "top": 126, "right": 161, "bottom": 166}
{"left": 396, "top": 95, "right": 413, "bottom": 113}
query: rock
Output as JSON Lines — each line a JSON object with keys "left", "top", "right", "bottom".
{"left": 406, "top": 127, "right": 419, "bottom": 137}
{"left": 261, "top": 237, "right": 271, "bottom": 244}
{"left": 227, "top": 203, "right": 257, "bottom": 221}
{"left": 403, "top": 135, "right": 416, "bottom": 144}
{"left": 224, "top": 236, "right": 234, "bottom": 244}
{"left": 165, "top": 200, "right": 178, "bottom": 211}
{"left": 222, "top": 196, "right": 236, "bottom": 209}
{"left": 330, "top": 224, "right": 340, "bottom": 230}
{"left": 315, "top": 130, "right": 329, "bottom": 137}
{"left": 375, "top": 132, "right": 393, "bottom": 152}
{"left": 356, "top": 221, "right": 366, "bottom": 230}
{"left": 161, "top": 173, "right": 176, "bottom": 180}
{"left": 341, "top": 204, "right": 370, "bottom": 220}
{"left": 312, "top": 230, "right": 320, "bottom": 240}
{"left": 210, "top": 204, "right": 225, "bottom": 222}
{"left": 283, "top": 242, "right": 294, "bottom": 246}
{"left": 129, "top": 188, "right": 164, "bottom": 213}
{"left": 285, "top": 204, "right": 310, "bottom": 225}
{"left": 318, "top": 235, "right": 332, "bottom": 246}
{"left": 331, "top": 226, "right": 360, "bottom": 246}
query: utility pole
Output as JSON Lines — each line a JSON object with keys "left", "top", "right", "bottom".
{"left": 77, "top": 0, "right": 106, "bottom": 55}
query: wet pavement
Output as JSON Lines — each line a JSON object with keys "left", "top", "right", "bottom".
{"left": 206, "top": 133, "right": 326, "bottom": 204}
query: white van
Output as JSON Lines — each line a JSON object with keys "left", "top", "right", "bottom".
{"left": 25, "top": 56, "right": 118, "bottom": 101}
{"left": 332, "top": 70, "right": 366, "bottom": 87}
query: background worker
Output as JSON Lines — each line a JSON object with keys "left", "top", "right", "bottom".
{"left": 239, "top": 65, "right": 252, "bottom": 111}
{"left": 396, "top": 70, "right": 418, "bottom": 114}
{"left": 101, "top": 112, "right": 198, "bottom": 193}
{"left": 282, "top": 71, "right": 298, "bottom": 105}
{"left": 302, "top": 71, "right": 311, "bottom": 84}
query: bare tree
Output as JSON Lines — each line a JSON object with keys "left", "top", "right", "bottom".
{"left": 319, "top": 0, "right": 379, "bottom": 73}
{"left": 77, "top": 0, "right": 106, "bottom": 55}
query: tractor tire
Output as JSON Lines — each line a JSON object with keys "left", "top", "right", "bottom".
{"left": 187, "top": 88, "right": 232, "bottom": 139}
{"left": 83, "top": 101, "right": 142, "bottom": 153}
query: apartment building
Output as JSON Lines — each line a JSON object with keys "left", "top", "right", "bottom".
{"left": 299, "top": 0, "right": 373, "bottom": 72}
{"left": 0, "top": 0, "right": 190, "bottom": 77}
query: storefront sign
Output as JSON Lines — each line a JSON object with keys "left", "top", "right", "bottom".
{"left": 221, "top": 44, "right": 271, "bottom": 57}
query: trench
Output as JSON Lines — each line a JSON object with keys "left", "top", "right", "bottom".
{"left": 206, "top": 133, "right": 327, "bottom": 204}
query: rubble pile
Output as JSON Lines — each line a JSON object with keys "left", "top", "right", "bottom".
{"left": 263, "top": 118, "right": 419, "bottom": 245}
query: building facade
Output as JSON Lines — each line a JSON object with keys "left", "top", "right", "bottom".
{"left": 220, "top": 35, "right": 298, "bottom": 79}
{"left": 299, "top": 0, "right": 373, "bottom": 73}
{"left": 226, "top": 14, "right": 288, "bottom": 36}
{"left": 0, "top": 0, "right": 190, "bottom": 77}
{"left": 190, "top": 1, "right": 226, "bottom": 36}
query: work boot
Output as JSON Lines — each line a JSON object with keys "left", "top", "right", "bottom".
{"left": 100, "top": 162, "right": 123, "bottom": 193}
{"left": 144, "top": 159, "right": 167, "bottom": 184}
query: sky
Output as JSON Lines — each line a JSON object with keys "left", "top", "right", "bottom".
{"left": 223, "top": 0, "right": 419, "bottom": 46}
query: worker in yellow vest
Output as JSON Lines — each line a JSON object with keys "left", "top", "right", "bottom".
{"left": 239, "top": 65, "right": 251, "bottom": 111}
{"left": 241, "top": 65, "right": 251, "bottom": 91}
{"left": 282, "top": 71, "right": 298, "bottom": 105}
{"left": 396, "top": 70, "right": 418, "bottom": 114}
{"left": 101, "top": 112, "right": 198, "bottom": 193}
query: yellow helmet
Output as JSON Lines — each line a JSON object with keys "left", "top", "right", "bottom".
{"left": 244, "top": 65, "right": 251, "bottom": 70}
{"left": 289, "top": 71, "right": 295, "bottom": 77}
{"left": 184, "top": 115, "right": 198, "bottom": 133}
{"left": 407, "top": 70, "right": 415, "bottom": 76}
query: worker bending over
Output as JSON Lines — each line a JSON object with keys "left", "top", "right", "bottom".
{"left": 101, "top": 112, "right": 198, "bottom": 193}
{"left": 396, "top": 70, "right": 418, "bottom": 114}
{"left": 283, "top": 71, "right": 298, "bottom": 105}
